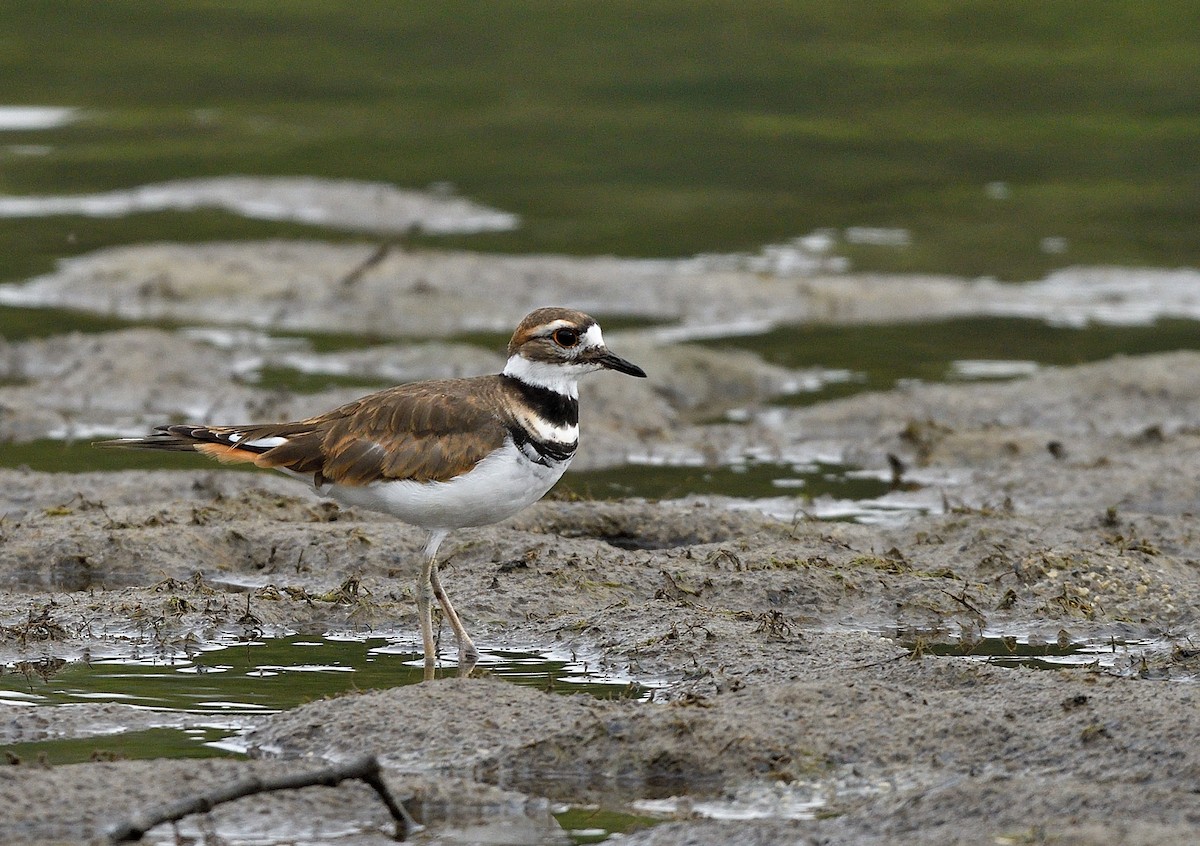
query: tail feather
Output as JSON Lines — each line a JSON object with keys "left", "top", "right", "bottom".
{"left": 194, "top": 442, "right": 266, "bottom": 465}
{"left": 97, "top": 425, "right": 277, "bottom": 464}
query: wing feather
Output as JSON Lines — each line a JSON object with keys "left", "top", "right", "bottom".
{"left": 254, "top": 378, "right": 510, "bottom": 485}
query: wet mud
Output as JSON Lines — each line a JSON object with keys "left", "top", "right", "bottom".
{"left": 2, "top": 247, "right": 1200, "bottom": 843}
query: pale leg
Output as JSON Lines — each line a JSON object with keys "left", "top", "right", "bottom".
{"left": 430, "top": 564, "right": 479, "bottom": 677}
{"left": 416, "top": 530, "right": 448, "bottom": 681}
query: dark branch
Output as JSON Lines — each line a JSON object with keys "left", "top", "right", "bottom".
{"left": 107, "top": 755, "right": 414, "bottom": 842}
{"left": 338, "top": 233, "right": 409, "bottom": 288}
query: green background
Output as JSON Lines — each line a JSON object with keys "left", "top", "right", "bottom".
{"left": 1, "top": 1, "right": 1196, "bottom": 282}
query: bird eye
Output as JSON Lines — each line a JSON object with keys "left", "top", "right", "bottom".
{"left": 553, "top": 328, "right": 580, "bottom": 347}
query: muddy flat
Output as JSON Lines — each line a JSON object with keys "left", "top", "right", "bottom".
{"left": 2, "top": 245, "right": 1199, "bottom": 844}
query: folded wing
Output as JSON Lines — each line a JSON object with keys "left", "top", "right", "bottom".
{"left": 101, "top": 379, "right": 511, "bottom": 486}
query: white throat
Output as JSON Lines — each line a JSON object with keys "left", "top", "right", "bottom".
{"left": 502, "top": 354, "right": 583, "bottom": 398}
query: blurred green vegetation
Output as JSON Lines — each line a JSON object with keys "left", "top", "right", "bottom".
{"left": 0, "top": 1, "right": 1197, "bottom": 281}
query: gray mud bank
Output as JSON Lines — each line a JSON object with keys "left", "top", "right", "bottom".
{"left": 3, "top": 347, "right": 1200, "bottom": 844}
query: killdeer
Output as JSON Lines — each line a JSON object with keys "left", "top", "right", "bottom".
{"left": 102, "top": 307, "right": 646, "bottom": 680}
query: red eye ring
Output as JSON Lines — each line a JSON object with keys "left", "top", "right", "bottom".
{"left": 553, "top": 328, "right": 580, "bottom": 348}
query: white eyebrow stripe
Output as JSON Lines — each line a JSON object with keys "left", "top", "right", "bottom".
{"left": 540, "top": 318, "right": 577, "bottom": 333}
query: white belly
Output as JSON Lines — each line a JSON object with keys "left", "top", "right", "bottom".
{"left": 316, "top": 439, "right": 569, "bottom": 530}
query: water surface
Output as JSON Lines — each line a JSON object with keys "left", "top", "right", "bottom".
{"left": 0, "top": 633, "right": 652, "bottom": 766}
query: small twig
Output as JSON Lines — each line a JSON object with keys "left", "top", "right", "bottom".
{"left": 338, "top": 235, "right": 404, "bottom": 288}
{"left": 107, "top": 755, "right": 415, "bottom": 842}
{"left": 939, "top": 587, "right": 985, "bottom": 620}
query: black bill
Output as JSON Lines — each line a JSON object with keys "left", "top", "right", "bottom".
{"left": 594, "top": 350, "right": 647, "bottom": 377}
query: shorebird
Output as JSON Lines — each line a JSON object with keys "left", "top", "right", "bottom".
{"left": 102, "top": 307, "right": 646, "bottom": 680}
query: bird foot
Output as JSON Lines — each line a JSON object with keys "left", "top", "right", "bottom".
{"left": 457, "top": 640, "right": 479, "bottom": 677}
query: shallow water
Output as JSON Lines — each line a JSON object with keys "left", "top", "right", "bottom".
{"left": 137, "top": 798, "right": 657, "bottom": 846}
{"left": 704, "top": 316, "right": 1200, "bottom": 404}
{"left": 0, "top": 106, "right": 78, "bottom": 131}
{"left": 0, "top": 634, "right": 662, "bottom": 843}
{"left": 9, "top": 305, "right": 1200, "bottom": 407}
{"left": 880, "top": 626, "right": 1190, "bottom": 679}
{"left": 559, "top": 459, "right": 896, "bottom": 503}
{"left": 0, "top": 633, "right": 652, "bottom": 766}
{"left": 0, "top": 726, "right": 235, "bottom": 766}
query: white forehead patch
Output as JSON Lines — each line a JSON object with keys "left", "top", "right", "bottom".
{"left": 582, "top": 323, "right": 604, "bottom": 348}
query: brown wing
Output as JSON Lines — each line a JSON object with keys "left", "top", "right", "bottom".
{"left": 239, "top": 377, "right": 511, "bottom": 486}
